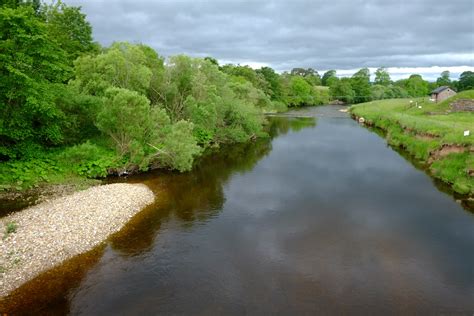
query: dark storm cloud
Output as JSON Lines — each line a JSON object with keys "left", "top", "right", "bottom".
{"left": 67, "top": 0, "right": 473, "bottom": 73}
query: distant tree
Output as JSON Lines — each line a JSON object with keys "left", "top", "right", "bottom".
{"left": 290, "top": 68, "right": 307, "bottom": 76}
{"left": 256, "top": 66, "right": 283, "bottom": 101}
{"left": 330, "top": 78, "right": 354, "bottom": 103}
{"left": 457, "top": 71, "right": 474, "bottom": 91}
{"left": 390, "top": 85, "right": 409, "bottom": 98}
{"left": 221, "top": 64, "right": 270, "bottom": 95}
{"left": 351, "top": 68, "right": 371, "bottom": 103}
{"left": 290, "top": 67, "right": 321, "bottom": 85}
{"left": 405, "top": 74, "right": 429, "bottom": 97}
{"left": 286, "top": 76, "right": 313, "bottom": 106}
{"left": 371, "top": 84, "right": 389, "bottom": 100}
{"left": 305, "top": 71, "right": 322, "bottom": 86}
{"left": 204, "top": 56, "right": 219, "bottom": 66}
{"left": 321, "top": 70, "right": 337, "bottom": 86}
{"left": 374, "top": 67, "right": 391, "bottom": 86}
{"left": 436, "top": 70, "right": 451, "bottom": 87}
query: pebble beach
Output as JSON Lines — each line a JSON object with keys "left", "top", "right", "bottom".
{"left": 0, "top": 183, "right": 155, "bottom": 297}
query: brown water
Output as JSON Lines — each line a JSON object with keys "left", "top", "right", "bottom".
{"left": 2, "top": 106, "right": 474, "bottom": 315}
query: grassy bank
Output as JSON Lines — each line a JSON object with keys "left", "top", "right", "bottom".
{"left": 350, "top": 91, "right": 474, "bottom": 195}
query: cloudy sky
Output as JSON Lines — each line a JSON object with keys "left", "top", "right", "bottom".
{"left": 67, "top": 0, "right": 474, "bottom": 80}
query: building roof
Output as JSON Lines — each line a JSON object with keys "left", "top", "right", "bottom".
{"left": 431, "top": 86, "right": 450, "bottom": 94}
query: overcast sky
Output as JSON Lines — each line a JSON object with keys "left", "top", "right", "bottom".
{"left": 66, "top": 0, "right": 474, "bottom": 80}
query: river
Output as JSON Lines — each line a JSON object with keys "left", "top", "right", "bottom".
{"left": 2, "top": 105, "right": 474, "bottom": 314}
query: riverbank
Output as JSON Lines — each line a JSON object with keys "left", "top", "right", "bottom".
{"left": 350, "top": 92, "right": 474, "bottom": 196}
{"left": 0, "top": 183, "right": 154, "bottom": 297}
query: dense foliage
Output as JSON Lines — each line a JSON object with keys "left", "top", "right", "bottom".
{"left": 0, "top": 1, "right": 471, "bottom": 191}
{"left": 0, "top": 1, "right": 332, "bottom": 189}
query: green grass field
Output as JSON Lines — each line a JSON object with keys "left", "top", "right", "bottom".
{"left": 350, "top": 90, "right": 474, "bottom": 195}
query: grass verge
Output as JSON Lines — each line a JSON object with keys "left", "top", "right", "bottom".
{"left": 350, "top": 91, "right": 474, "bottom": 196}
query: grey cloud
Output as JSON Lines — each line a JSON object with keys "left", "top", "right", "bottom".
{"left": 67, "top": 0, "right": 474, "bottom": 72}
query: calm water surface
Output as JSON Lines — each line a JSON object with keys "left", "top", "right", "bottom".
{"left": 3, "top": 106, "right": 474, "bottom": 315}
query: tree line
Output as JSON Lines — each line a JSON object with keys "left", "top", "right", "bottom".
{"left": 1, "top": 0, "right": 473, "bottom": 178}
{"left": 320, "top": 67, "right": 473, "bottom": 104}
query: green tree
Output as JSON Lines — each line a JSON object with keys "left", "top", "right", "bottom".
{"left": 159, "top": 120, "right": 202, "bottom": 171}
{"left": 436, "top": 70, "right": 451, "bottom": 87}
{"left": 72, "top": 42, "right": 153, "bottom": 96}
{"left": 351, "top": 68, "right": 372, "bottom": 103}
{"left": 322, "top": 70, "right": 337, "bottom": 86}
{"left": 256, "top": 66, "right": 283, "bottom": 101}
{"left": 405, "top": 74, "right": 429, "bottom": 97}
{"left": 43, "top": 1, "right": 97, "bottom": 61}
{"left": 0, "top": 6, "right": 70, "bottom": 158}
{"left": 374, "top": 67, "right": 391, "bottom": 86}
{"left": 1, "top": 0, "right": 40, "bottom": 13}
{"left": 221, "top": 64, "right": 271, "bottom": 96}
{"left": 330, "top": 78, "right": 355, "bottom": 103}
{"left": 286, "top": 76, "right": 313, "bottom": 106}
{"left": 457, "top": 71, "right": 474, "bottom": 91}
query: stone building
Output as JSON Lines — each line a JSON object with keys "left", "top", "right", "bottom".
{"left": 430, "top": 86, "right": 456, "bottom": 102}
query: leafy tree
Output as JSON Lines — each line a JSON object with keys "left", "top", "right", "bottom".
{"left": 351, "top": 68, "right": 371, "bottom": 103}
{"left": 0, "top": 6, "right": 70, "bottom": 158}
{"left": 436, "top": 70, "right": 451, "bottom": 87}
{"left": 322, "top": 70, "right": 337, "bottom": 86}
{"left": 286, "top": 76, "right": 313, "bottom": 106}
{"left": 221, "top": 64, "right": 271, "bottom": 96}
{"left": 204, "top": 56, "right": 219, "bottom": 66}
{"left": 330, "top": 78, "right": 355, "bottom": 103}
{"left": 390, "top": 85, "right": 409, "bottom": 98}
{"left": 42, "top": 1, "right": 97, "bottom": 61}
{"left": 458, "top": 71, "right": 474, "bottom": 91}
{"left": 159, "top": 120, "right": 202, "bottom": 171}
{"left": 256, "top": 66, "right": 284, "bottom": 101}
{"left": 96, "top": 88, "right": 158, "bottom": 159}
{"left": 1, "top": 0, "right": 40, "bottom": 13}
{"left": 290, "top": 68, "right": 321, "bottom": 86}
{"left": 72, "top": 42, "right": 154, "bottom": 96}
{"left": 405, "top": 74, "right": 429, "bottom": 97}
{"left": 374, "top": 67, "right": 391, "bottom": 86}
{"left": 54, "top": 85, "right": 102, "bottom": 144}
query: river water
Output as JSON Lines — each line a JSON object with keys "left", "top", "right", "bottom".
{"left": 2, "top": 106, "right": 474, "bottom": 314}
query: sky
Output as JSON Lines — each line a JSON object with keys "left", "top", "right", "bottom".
{"left": 66, "top": 0, "right": 474, "bottom": 81}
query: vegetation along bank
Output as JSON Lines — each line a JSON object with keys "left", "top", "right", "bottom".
{"left": 350, "top": 91, "right": 474, "bottom": 196}
{"left": 3, "top": 1, "right": 473, "bottom": 195}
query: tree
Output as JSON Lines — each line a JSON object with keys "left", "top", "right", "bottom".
{"left": 1, "top": 0, "right": 41, "bottom": 13}
{"left": 286, "top": 76, "right": 313, "bottom": 106}
{"left": 256, "top": 66, "right": 283, "bottom": 101}
{"left": 204, "top": 56, "right": 219, "bottom": 66}
{"left": 436, "top": 70, "right": 451, "bottom": 87}
{"left": 159, "top": 120, "right": 202, "bottom": 171}
{"left": 72, "top": 42, "right": 154, "bottom": 96}
{"left": 0, "top": 6, "right": 70, "bottom": 158}
{"left": 330, "top": 78, "right": 355, "bottom": 103}
{"left": 458, "top": 71, "right": 474, "bottom": 91}
{"left": 374, "top": 67, "right": 391, "bottom": 86}
{"left": 351, "top": 68, "right": 371, "bottom": 103}
{"left": 405, "top": 74, "right": 429, "bottom": 97}
{"left": 43, "top": 1, "right": 97, "bottom": 61}
{"left": 322, "top": 70, "right": 337, "bottom": 86}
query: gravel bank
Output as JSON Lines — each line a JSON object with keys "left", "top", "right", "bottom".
{"left": 0, "top": 183, "right": 154, "bottom": 297}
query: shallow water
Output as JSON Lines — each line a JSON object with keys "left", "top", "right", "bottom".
{"left": 2, "top": 106, "right": 474, "bottom": 315}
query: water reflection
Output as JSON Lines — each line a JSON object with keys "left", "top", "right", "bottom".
{"left": 2, "top": 109, "right": 473, "bottom": 314}
{"left": 0, "top": 116, "right": 315, "bottom": 314}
